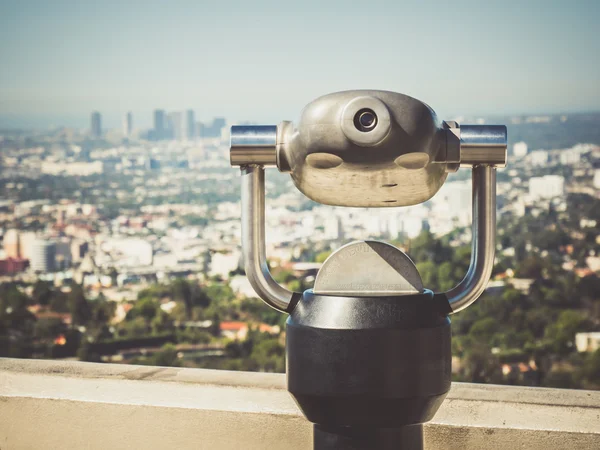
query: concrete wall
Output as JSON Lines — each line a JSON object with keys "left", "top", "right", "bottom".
{"left": 1, "top": 358, "right": 599, "bottom": 449}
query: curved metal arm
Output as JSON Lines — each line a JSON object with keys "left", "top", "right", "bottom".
{"left": 446, "top": 165, "right": 496, "bottom": 314}
{"left": 241, "top": 165, "right": 300, "bottom": 312}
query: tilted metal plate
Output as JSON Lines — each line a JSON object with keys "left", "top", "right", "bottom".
{"left": 314, "top": 240, "right": 423, "bottom": 296}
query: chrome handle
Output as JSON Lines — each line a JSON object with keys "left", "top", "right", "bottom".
{"left": 445, "top": 165, "right": 496, "bottom": 313}
{"left": 241, "top": 165, "right": 301, "bottom": 312}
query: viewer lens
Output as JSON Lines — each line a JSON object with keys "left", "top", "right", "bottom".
{"left": 354, "top": 109, "right": 378, "bottom": 132}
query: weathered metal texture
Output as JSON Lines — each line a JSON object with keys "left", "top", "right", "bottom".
{"left": 282, "top": 90, "right": 449, "bottom": 207}
{"left": 1, "top": 359, "right": 599, "bottom": 450}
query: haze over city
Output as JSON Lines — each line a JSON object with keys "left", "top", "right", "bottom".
{"left": 0, "top": 0, "right": 599, "bottom": 415}
{"left": 1, "top": 0, "right": 600, "bottom": 129}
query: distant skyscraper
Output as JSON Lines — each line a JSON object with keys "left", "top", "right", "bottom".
{"left": 90, "top": 111, "right": 102, "bottom": 137}
{"left": 196, "top": 121, "right": 205, "bottom": 138}
{"left": 212, "top": 117, "right": 226, "bottom": 130}
{"left": 30, "top": 240, "right": 56, "bottom": 273}
{"left": 3, "top": 229, "right": 20, "bottom": 259}
{"left": 153, "top": 109, "right": 166, "bottom": 140}
{"left": 185, "top": 109, "right": 195, "bottom": 140}
{"left": 169, "top": 112, "right": 183, "bottom": 140}
{"left": 123, "top": 112, "right": 133, "bottom": 137}
{"left": 199, "top": 117, "right": 227, "bottom": 138}
{"left": 212, "top": 117, "right": 226, "bottom": 137}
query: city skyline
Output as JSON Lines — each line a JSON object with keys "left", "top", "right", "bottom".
{"left": 1, "top": 1, "right": 600, "bottom": 129}
{"left": 84, "top": 109, "right": 226, "bottom": 139}
{"left": 4, "top": 105, "right": 600, "bottom": 132}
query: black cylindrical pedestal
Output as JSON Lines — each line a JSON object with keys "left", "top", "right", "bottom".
{"left": 314, "top": 424, "right": 423, "bottom": 450}
{"left": 287, "top": 290, "right": 451, "bottom": 450}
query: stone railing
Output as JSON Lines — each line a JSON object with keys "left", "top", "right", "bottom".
{"left": 1, "top": 358, "right": 599, "bottom": 449}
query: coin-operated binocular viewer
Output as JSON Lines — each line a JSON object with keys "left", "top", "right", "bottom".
{"left": 230, "top": 91, "right": 507, "bottom": 450}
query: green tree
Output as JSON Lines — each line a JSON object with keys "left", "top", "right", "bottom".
{"left": 0, "top": 284, "right": 36, "bottom": 357}
{"left": 68, "top": 284, "right": 92, "bottom": 327}
{"left": 32, "top": 281, "right": 53, "bottom": 306}
{"left": 251, "top": 337, "right": 285, "bottom": 372}
{"left": 315, "top": 251, "right": 332, "bottom": 263}
{"left": 131, "top": 297, "right": 160, "bottom": 322}
{"left": 469, "top": 317, "right": 499, "bottom": 342}
{"left": 77, "top": 339, "right": 102, "bottom": 362}
{"left": 578, "top": 349, "right": 600, "bottom": 388}
{"left": 544, "top": 310, "right": 588, "bottom": 355}
{"left": 151, "top": 343, "right": 181, "bottom": 367}
{"left": 33, "top": 317, "right": 65, "bottom": 341}
{"left": 172, "top": 278, "right": 193, "bottom": 318}
{"left": 461, "top": 343, "right": 503, "bottom": 384}
{"left": 121, "top": 316, "right": 149, "bottom": 338}
{"left": 49, "top": 291, "right": 69, "bottom": 313}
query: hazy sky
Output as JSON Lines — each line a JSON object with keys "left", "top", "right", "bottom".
{"left": 1, "top": 0, "right": 599, "bottom": 128}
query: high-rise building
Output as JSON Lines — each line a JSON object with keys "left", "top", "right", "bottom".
{"left": 169, "top": 112, "right": 183, "bottom": 141}
{"left": 153, "top": 109, "right": 166, "bottom": 140}
{"left": 19, "top": 232, "right": 37, "bottom": 260}
{"left": 3, "top": 229, "right": 20, "bottom": 259}
{"left": 71, "top": 239, "right": 89, "bottom": 263}
{"left": 123, "top": 112, "right": 133, "bottom": 137}
{"left": 196, "top": 122, "right": 205, "bottom": 138}
{"left": 199, "top": 117, "right": 227, "bottom": 138}
{"left": 185, "top": 110, "right": 195, "bottom": 140}
{"left": 55, "top": 239, "right": 72, "bottom": 271}
{"left": 212, "top": 117, "right": 226, "bottom": 132}
{"left": 30, "top": 240, "right": 56, "bottom": 273}
{"left": 90, "top": 111, "right": 102, "bottom": 138}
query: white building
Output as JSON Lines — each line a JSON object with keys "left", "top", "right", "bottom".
{"left": 3, "top": 229, "right": 20, "bottom": 258}
{"left": 101, "top": 238, "right": 153, "bottom": 267}
{"left": 401, "top": 217, "right": 425, "bottom": 238}
{"left": 594, "top": 169, "right": 600, "bottom": 190}
{"left": 210, "top": 250, "right": 241, "bottom": 279}
{"left": 513, "top": 141, "right": 528, "bottom": 158}
{"left": 559, "top": 149, "right": 581, "bottom": 166}
{"left": 324, "top": 216, "right": 344, "bottom": 240}
{"left": 229, "top": 275, "right": 258, "bottom": 298}
{"left": 529, "top": 175, "right": 565, "bottom": 200}
{"left": 42, "top": 161, "right": 104, "bottom": 176}
{"left": 529, "top": 150, "right": 549, "bottom": 167}
{"left": 575, "top": 332, "right": 600, "bottom": 353}
{"left": 19, "top": 232, "right": 38, "bottom": 260}
{"left": 433, "top": 180, "right": 471, "bottom": 226}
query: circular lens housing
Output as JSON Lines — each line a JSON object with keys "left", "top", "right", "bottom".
{"left": 354, "top": 109, "right": 378, "bottom": 132}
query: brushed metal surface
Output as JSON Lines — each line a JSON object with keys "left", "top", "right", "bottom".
{"left": 241, "top": 166, "right": 299, "bottom": 312}
{"left": 280, "top": 90, "right": 449, "bottom": 207}
{"left": 460, "top": 125, "right": 507, "bottom": 167}
{"left": 314, "top": 240, "right": 423, "bottom": 296}
{"left": 446, "top": 166, "right": 496, "bottom": 313}
{"left": 230, "top": 125, "right": 278, "bottom": 166}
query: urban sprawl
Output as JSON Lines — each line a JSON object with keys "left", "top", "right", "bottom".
{"left": 0, "top": 109, "right": 599, "bottom": 388}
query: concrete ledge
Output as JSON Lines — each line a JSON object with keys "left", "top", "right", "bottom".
{"left": 1, "top": 358, "right": 599, "bottom": 449}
